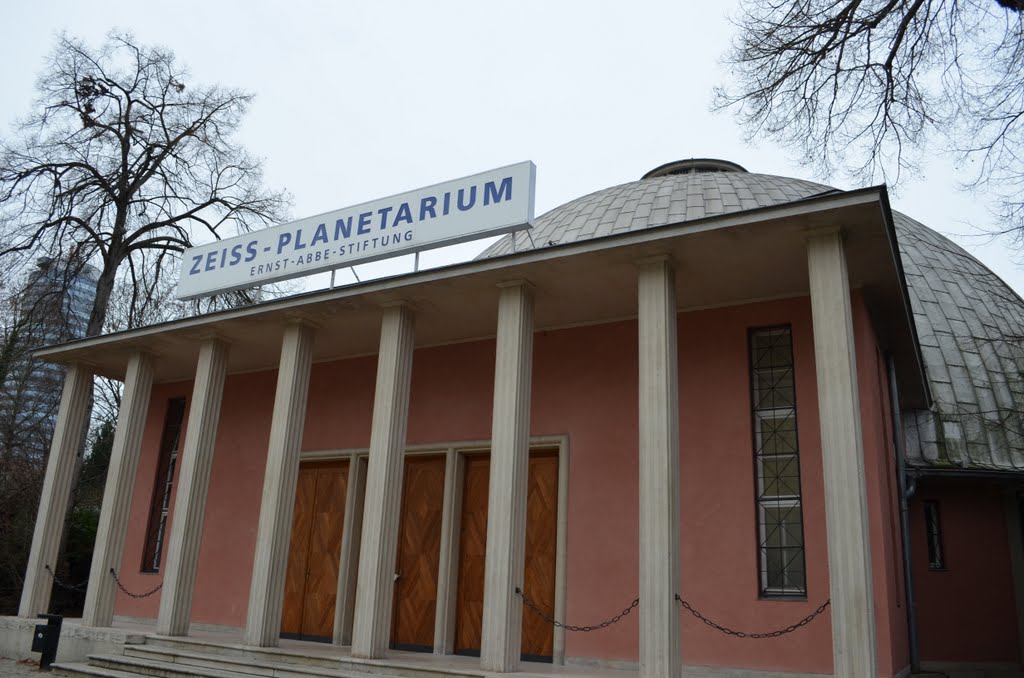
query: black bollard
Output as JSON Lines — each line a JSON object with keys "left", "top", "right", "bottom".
{"left": 30, "top": 614, "right": 62, "bottom": 671}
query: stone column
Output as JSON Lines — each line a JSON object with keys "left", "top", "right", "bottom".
{"left": 481, "top": 281, "right": 534, "bottom": 673}
{"left": 82, "top": 352, "right": 155, "bottom": 627}
{"left": 19, "top": 362, "right": 94, "bottom": 617}
{"left": 807, "top": 228, "right": 877, "bottom": 677}
{"left": 156, "top": 337, "right": 229, "bottom": 637}
{"left": 636, "top": 257, "right": 681, "bottom": 678}
{"left": 245, "top": 322, "right": 316, "bottom": 647}
{"left": 334, "top": 453, "right": 367, "bottom": 646}
{"left": 351, "top": 304, "right": 415, "bottom": 658}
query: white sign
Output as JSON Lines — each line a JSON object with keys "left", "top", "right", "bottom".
{"left": 176, "top": 161, "right": 536, "bottom": 299}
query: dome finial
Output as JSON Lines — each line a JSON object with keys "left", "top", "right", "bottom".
{"left": 642, "top": 158, "right": 748, "bottom": 179}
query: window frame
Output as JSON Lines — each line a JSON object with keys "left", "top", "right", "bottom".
{"left": 140, "top": 397, "right": 186, "bottom": 573}
{"left": 749, "top": 325, "right": 808, "bottom": 599}
{"left": 923, "top": 500, "right": 945, "bottom": 571}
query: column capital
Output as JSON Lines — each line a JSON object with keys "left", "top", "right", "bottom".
{"left": 635, "top": 253, "right": 675, "bottom": 270}
{"left": 805, "top": 224, "right": 845, "bottom": 241}
{"left": 281, "top": 313, "right": 321, "bottom": 331}
{"left": 495, "top": 279, "right": 535, "bottom": 292}
{"left": 193, "top": 331, "right": 231, "bottom": 347}
{"left": 380, "top": 299, "right": 415, "bottom": 311}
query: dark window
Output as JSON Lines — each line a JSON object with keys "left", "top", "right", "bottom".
{"left": 750, "top": 326, "right": 807, "bottom": 597}
{"left": 141, "top": 398, "right": 186, "bottom": 573}
{"left": 924, "top": 501, "right": 945, "bottom": 570}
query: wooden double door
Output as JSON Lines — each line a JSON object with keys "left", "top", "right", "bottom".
{"left": 389, "top": 450, "right": 559, "bottom": 660}
{"left": 280, "top": 451, "right": 558, "bottom": 657}
{"left": 453, "top": 449, "right": 559, "bottom": 661}
{"left": 281, "top": 460, "right": 349, "bottom": 642}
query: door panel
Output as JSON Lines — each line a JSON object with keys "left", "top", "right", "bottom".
{"left": 281, "top": 466, "right": 318, "bottom": 637}
{"left": 521, "top": 451, "right": 558, "bottom": 661}
{"left": 391, "top": 454, "right": 447, "bottom": 651}
{"left": 281, "top": 460, "right": 349, "bottom": 642}
{"left": 301, "top": 463, "right": 348, "bottom": 638}
{"left": 453, "top": 449, "right": 559, "bottom": 661}
{"left": 454, "top": 455, "right": 490, "bottom": 654}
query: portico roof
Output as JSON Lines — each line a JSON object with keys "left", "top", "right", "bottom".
{"left": 36, "top": 186, "right": 927, "bottom": 409}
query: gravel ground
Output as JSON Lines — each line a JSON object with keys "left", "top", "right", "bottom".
{"left": 0, "top": 658, "right": 45, "bottom": 677}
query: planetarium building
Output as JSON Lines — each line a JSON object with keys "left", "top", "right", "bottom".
{"left": 7, "top": 160, "right": 1024, "bottom": 678}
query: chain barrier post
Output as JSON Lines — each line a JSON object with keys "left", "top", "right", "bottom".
{"left": 109, "top": 569, "right": 163, "bottom": 599}
{"left": 675, "top": 594, "right": 831, "bottom": 638}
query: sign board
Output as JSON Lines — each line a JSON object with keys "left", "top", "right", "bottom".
{"left": 176, "top": 161, "right": 536, "bottom": 299}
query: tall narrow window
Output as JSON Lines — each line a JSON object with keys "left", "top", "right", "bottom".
{"left": 923, "top": 501, "right": 945, "bottom": 570}
{"left": 141, "top": 398, "right": 186, "bottom": 573}
{"left": 750, "top": 327, "right": 807, "bottom": 597}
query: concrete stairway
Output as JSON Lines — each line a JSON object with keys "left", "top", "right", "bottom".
{"left": 50, "top": 636, "right": 483, "bottom": 678}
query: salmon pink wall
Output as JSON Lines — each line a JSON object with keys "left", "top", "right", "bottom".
{"left": 115, "top": 372, "right": 276, "bottom": 625}
{"left": 116, "top": 381, "right": 191, "bottom": 621}
{"left": 671, "top": 297, "right": 834, "bottom": 674}
{"left": 532, "top": 320, "right": 641, "bottom": 662}
{"left": 302, "top": 355, "right": 377, "bottom": 451}
{"left": 115, "top": 291, "right": 908, "bottom": 675}
{"left": 912, "top": 480, "right": 1019, "bottom": 663}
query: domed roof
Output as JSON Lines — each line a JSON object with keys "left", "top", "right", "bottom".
{"left": 478, "top": 169, "right": 834, "bottom": 257}
{"left": 479, "top": 162, "right": 1024, "bottom": 473}
{"left": 896, "top": 211, "right": 1024, "bottom": 472}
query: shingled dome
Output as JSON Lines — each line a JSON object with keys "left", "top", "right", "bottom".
{"left": 478, "top": 161, "right": 1024, "bottom": 474}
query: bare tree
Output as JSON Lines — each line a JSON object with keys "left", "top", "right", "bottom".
{"left": 716, "top": 0, "right": 1024, "bottom": 243}
{"left": 0, "top": 31, "right": 289, "bottom": 337}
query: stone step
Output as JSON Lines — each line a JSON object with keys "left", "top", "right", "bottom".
{"left": 50, "top": 662, "right": 144, "bottom": 678}
{"left": 143, "top": 637, "right": 352, "bottom": 672}
{"left": 88, "top": 653, "right": 255, "bottom": 678}
{"left": 141, "top": 636, "right": 485, "bottom": 678}
{"left": 122, "top": 645, "right": 366, "bottom": 678}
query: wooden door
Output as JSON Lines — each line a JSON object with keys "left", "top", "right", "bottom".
{"left": 390, "top": 454, "right": 447, "bottom": 651}
{"left": 453, "top": 449, "right": 559, "bottom": 661}
{"left": 453, "top": 455, "right": 490, "bottom": 654}
{"left": 281, "top": 460, "right": 349, "bottom": 642}
{"left": 521, "top": 451, "right": 558, "bottom": 661}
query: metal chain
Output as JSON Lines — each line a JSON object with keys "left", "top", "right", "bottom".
{"left": 516, "top": 587, "right": 638, "bottom": 632}
{"left": 675, "top": 594, "right": 830, "bottom": 639}
{"left": 44, "top": 564, "right": 88, "bottom": 592}
{"left": 110, "top": 568, "right": 163, "bottom": 599}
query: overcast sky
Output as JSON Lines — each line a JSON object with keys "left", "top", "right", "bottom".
{"left": 2, "top": 1, "right": 1022, "bottom": 296}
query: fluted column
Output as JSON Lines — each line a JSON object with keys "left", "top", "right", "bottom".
{"left": 351, "top": 304, "right": 415, "bottom": 658}
{"left": 245, "top": 322, "right": 316, "bottom": 646}
{"left": 19, "top": 362, "right": 94, "bottom": 617}
{"left": 481, "top": 281, "right": 534, "bottom": 672}
{"left": 156, "top": 337, "right": 229, "bottom": 636}
{"left": 82, "top": 352, "right": 155, "bottom": 627}
{"left": 807, "top": 228, "right": 877, "bottom": 677}
{"left": 636, "top": 256, "right": 681, "bottom": 678}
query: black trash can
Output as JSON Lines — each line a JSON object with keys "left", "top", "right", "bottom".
{"left": 30, "top": 614, "right": 62, "bottom": 671}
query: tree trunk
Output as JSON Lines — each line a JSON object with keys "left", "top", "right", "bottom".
{"left": 86, "top": 260, "right": 118, "bottom": 338}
